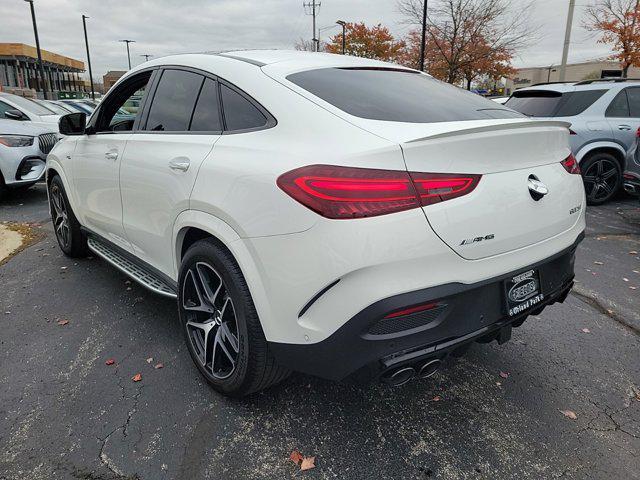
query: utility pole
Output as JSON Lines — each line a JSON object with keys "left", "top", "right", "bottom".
{"left": 419, "top": 0, "right": 428, "bottom": 71}
{"left": 559, "top": 0, "right": 576, "bottom": 82}
{"left": 140, "top": 54, "right": 153, "bottom": 62}
{"left": 303, "top": 1, "right": 321, "bottom": 52}
{"left": 24, "top": 0, "right": 47, "bottom": 98}
{"left": 119, "top": 39, "right": 135, "bottom": 69}
{"left": 82, "top": 15, "right": 95, "bottom": 100}
{"left": 336, "top": 20, "right": 346, "bottom": 54}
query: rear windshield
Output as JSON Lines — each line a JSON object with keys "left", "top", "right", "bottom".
{"left": 286, "top": 67, "right": 523, "bottom": 123}
{"left": 505, "top": 89, "right": 606, "bottom": 117}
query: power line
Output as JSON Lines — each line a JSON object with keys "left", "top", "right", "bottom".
{"left": 303, "top": 1, "right": 321, "bottom": 52}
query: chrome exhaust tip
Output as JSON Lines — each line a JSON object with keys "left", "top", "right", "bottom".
{"left": 418, "top": 359, "right": 442, "bottom": 379}
{"left": 381, "top": 366, "right": 416, "bottom": 386}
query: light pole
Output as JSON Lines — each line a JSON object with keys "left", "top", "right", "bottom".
{"left": 419, "top": 0, "right": 428, "bottom": 71}
{"left": 336, "top": 20, "right": 346, "bottom": 54}
{"left": 140, "top": 54, "right": 153, "bottom": 62}
{"left": 82, "top": 15, "right": 95, "bottom": 99}
{"left": 119, "top": 39, "right": 135, "bottom": 69}
{"left": 24, "top": 0, "right": 47, "bottom": 98}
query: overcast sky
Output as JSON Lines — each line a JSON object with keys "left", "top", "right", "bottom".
{"left": 2, "top": 0, "right": 613, "bottom": 81}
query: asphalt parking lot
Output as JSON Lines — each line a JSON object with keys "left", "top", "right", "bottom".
{"left": 1, "top": 185, "right": 639, "bottom": 480}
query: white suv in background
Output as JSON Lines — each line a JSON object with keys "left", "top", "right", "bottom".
{"left": 47, "top": 51, "right": 586, "bottom": 396}
{"left": 0, "top": 92, "right": 61, "bottom": 129}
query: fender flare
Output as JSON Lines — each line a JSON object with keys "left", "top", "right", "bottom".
{"left": 172, "top": 210, "right": 275, "bottom": 339}
{"left": 575, "top": 141, "right": 626, "bottom": 163}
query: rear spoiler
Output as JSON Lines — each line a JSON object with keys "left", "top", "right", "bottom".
{"left": 405, "top": 120, "right": 572, "bottom": 144}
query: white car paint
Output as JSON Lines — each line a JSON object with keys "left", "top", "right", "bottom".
{"left": 47, "top": 50, "right": 586, "bottom": 348}
{"left": 0, "top": 92, "right": 61, "bottom": 130}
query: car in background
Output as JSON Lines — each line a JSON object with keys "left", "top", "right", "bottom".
{"left": 505, "top": 79, "right": 640, "bottom": 205}
{"left": 0, "top": 118, "right": 57, "bottom": 198}
{"left": 59, "top": 99, "right": 94, "bottom": 115}
{"left": 0, "top": 92, "right": 61, "bottom": 129}
{"left": 35, "top": 99, "right": 77, "bottom": 115}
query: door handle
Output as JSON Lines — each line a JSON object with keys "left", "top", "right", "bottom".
{"left": 618, "top": 124, "right": 632, "bottom": 131}
{"left": 169, "top": 158, "right": 190, "bottom": 172}
{"left": 105, "top": 150, "right": 118, "bottom": 161}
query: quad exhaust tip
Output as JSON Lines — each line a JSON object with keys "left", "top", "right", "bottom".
{"left": 382, "top": 358, "right": 443, "bottom": 386}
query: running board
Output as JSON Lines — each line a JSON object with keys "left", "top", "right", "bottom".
{"left": 87, "top": 237, "right": 177, "bottom": 298}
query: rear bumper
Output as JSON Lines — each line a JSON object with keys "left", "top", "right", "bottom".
{"left": 269, "top": 232, "right": 583, "bottom": 382}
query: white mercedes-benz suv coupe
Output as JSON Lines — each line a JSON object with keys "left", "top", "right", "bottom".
{"left": 47, "top": 51, "right": 586, "bottom": 396}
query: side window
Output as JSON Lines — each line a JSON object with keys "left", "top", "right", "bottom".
{"left": 145, "top": 70, "right": 203, "bottom": 131}
{"left": 96, "top": 71, "right": 152, "bottom": 132}
{"left": 190, "top": 78, "right": 222, "bottom": 131}
{"left": 626, "top": 88, "right": 640, "bottom": 117}
{"left": 220, "top": 84, "right": 267, "bottom": 131}
{"left": 606, "top": 90, "right": 629, "bottom": 117}
{"left": 0, "top": 100, "right": 17, "bottom": 119}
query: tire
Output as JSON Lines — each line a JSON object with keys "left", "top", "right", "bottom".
{"left": 178, "top": 238, "right": 290, "bottom": 396}
{"left": 48, "top": 175, "right": 88, "bottom": 257}
{"left": 581, "top": 152, "right": 622, "bottom": 205}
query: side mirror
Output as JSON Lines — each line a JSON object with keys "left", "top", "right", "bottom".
{"left": 5, "top": 109, "right": 26, "bottom": 121}
{"left": 59, "top": 112, "right": 86, "bottom": 136}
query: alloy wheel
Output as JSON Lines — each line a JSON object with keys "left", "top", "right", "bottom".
{"left": 50, "top": 184, "right": 71, "bottom": 249}
{"left": 182, "top": 261, "right": 240, "bottom": 380}
{"left": 583, "top": 158, "right": 619, "bottom": 203}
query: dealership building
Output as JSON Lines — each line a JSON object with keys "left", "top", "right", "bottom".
{"left": 0, "top": 43, "right": 85, "bottom": 96}
{"left": 505, "top": 60, "right": 640, "bottom": 93}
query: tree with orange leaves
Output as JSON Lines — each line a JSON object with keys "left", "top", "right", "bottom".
{"left": 585, "top": 0, "right": 640, "bottom": 76}
{"left": 325, "top": 23, "right": 406, "bottom": 62}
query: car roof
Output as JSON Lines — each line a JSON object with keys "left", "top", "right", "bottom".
{"left": 515, "top": 79, "right": 640, "bottom": 94}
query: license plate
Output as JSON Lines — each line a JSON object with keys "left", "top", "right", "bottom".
{"left": 504, "top": 269, "right": 544, "bottom": 317}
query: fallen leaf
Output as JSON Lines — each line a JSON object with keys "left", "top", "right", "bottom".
{"left": 594, "top": 261, "right": 604, "bottom": 265}
{"left": 154, "top": 363, "right": 164, "bottom": 369}
{"left": 635, "top": 392, "right": 640, "bottom": 402}
{"left": 630, "top": 286, "right": 637, "bottom": 290}
{"left": 581, "top": 328, "right": 590, "bottom": 333}
{"left": 300, "top": 456, "right": 315, "bottom": 471}
{"left": 132, "top": 373, "right": 142, "bottom": 382}
{"left": 60, "top": 266, "right": 68, "bottom": 270}
{"left": 607, "top": 309, "right": 614, "bottom": 315}
{"left": 633, "top": 270, "right": 639, "bottom": 274}
{"left": 496, "top": 382, "right": 502, "bottom": 386}
{"left": 105, "top": 359, "right": 115, "bottom": 366}
{"left": 560, "top": 409, "right": 577, "bottom": 420}
{"left": 630, "top": 251, "right": 638, "bottom": 255}
{"left": 432, "top": 395, "right": 441, "bottom": 402}
{"left": 57, "top": 319, "right": 69, "bottom": 326}
{"left": 499, "top": 371, "right": 509, "bottom": 379}
{"left": 623, "top": 278, "right": 629, "bottom": 282}
{"left": 289, "top": 450, "right": 303, "bottom": 465}
{"left": 146, "top": 357, "right": 153, "bottom": 363}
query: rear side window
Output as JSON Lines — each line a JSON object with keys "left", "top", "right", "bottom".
{"left": 220, "top": 84, "right": 267, "bottom": 131}
{"left": 506, "top": 91, "right": 563, "bottom": 117}
{"left": 626, "top": 88, "right": 640, "bottom": 117}
{"left": 190, "top": 78, "right": 222, "bottom": 131}
{"left": 287, "top": 67, "right": 519, "bottom": 123}
{"left": 555, "top": 90, "right": 606, "bottom": 116}
{"left": 146, "top": 70, "right": 203, "bottom": 131}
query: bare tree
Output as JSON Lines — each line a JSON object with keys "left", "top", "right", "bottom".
{"left": 294, "top": 38, "right": 316, "bottom": 51}
{"left": 397, "top": 0, "right": 537, "bottom": 84}
{"left": 584, "top": 0, "right": 640, "bottom": 76}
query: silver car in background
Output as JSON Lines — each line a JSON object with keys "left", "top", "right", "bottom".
{"left": 0, "top": 119, "right": 57, "bottom": 198}
{"left": 505, "top": 79, "right": 640, "bottom": 205}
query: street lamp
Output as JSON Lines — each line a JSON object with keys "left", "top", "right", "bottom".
{"left": 82, "top": 15, "right": 95, "bottom": 99}
{"left": 140, "top": 54, "right": 153, "bottom": 62}
{"left": 336, "top": 20, "right": 346, "bottom": 55}
{"left": 119, "top": 39, "right": 136, "bottom": 69}
{"left": 23, "top": 0, "right": 47, "bottom": 98}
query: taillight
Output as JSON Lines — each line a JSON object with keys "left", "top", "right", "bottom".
{"left": 277, "top": 165, "right": 481, "bottom": 219}
{"left": 383, "top": 302, "right": 440, "bottom": 319}
{"left": 561, "top": 154, "right": 580, "bottom": 174}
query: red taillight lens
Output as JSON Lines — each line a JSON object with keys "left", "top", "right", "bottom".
{"left": 277, "top": 165, "right": 481, "bottom": 219}
{"left": 561, "top": 154, "right": 580, "bottom": 174}
{"left": 384, "top": 302, "right": 440, "bottom": 319}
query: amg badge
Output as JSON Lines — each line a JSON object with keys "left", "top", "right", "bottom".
{"left": 460, "top": 234, "right": 495, "bottom": 246}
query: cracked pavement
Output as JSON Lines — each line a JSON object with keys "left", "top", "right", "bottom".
{"left": 0, "top": 185, "right": 638, "bottom": 480}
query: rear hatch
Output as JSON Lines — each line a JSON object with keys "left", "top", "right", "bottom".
{"left": 267, "top": 63, "right": 584, "bottom": 259}
{"left": 398, "top": 121, "right": 583, "bottom": 259}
